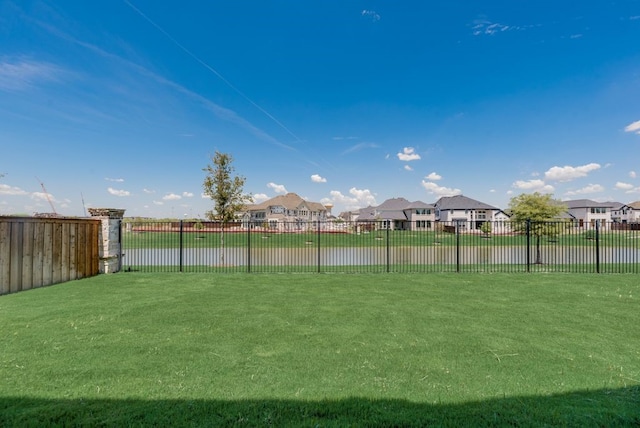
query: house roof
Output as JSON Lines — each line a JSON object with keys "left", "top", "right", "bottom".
{"left": 564, "top": 199, "right": 617, "bottom": 209}
{"left": 375, "top": 197, "right": 412, "bottom": 211}
{"left": 245, "top": 192, "right": 328, "bottom": 212}
{"left": 405, "top": 201, "right": 435, "bottom": 209}
{"left": 628, "top": 201, "right": 640, "bottom": 210}
{"left": 435, "top": 195, "right": 498, "bottom": 210}
{"left": 355, "top": 198, "right": 434, "bottom": 221}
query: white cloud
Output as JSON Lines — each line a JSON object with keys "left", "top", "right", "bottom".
{"left": 471, "top": 20, "right": 516, "bottom": 36}
{"left": 326, "top": 188, "right": 377, "bottom": 211}
{"left": 253, "top": 193, "right": 269, "bottom": 203}
{"left": 421, "top": 181, "right": 462, "bottom": 197}
{"left": 564, "top": 184, "right": 604, "bottom": 196}
{"left": 0, "top": 58, "right": 66, "bottom": 92}
{"left": 397, "top": 147, "right": 421, "bottom": 162}
{"left": 311, "top": 174, "right": 327, "bottom": 183}
{"left": 630, "top": 171, "right": 637, "bottom": 179}
{"left": 107, "top": 187, "right": 131, "bottom": 197}
{"left": 162, "top": 193, "right": 182, "bottom": 201}
{"left": 615, "top": 182, "right": 634, "bottom": 190}
{"left": 182, "top": 191, "right": 194, "bottom": 198}
{"left": 143, "top": 188, "right": 155, "bottom": 194}
{"left": 425, "top": 172, "right": 442, "bottom": 181}
{"left": 342, "top": 142, "right": 379, "bottom": 155}
{"left": 624, "top": 120, "right": 640, "bottom": 134}
{"left": 361, "top": 9, "right": 380, "bottom": 22}
{"left": 31, "top": 192, "right": 56, "bottom": 202}
{"left": 0, "top": 183, "right": 28, "bottom": 196}
{"left": 544, "top": 163, "right": 600, "bottom": 182}
{"left": 105, "top": 177, "right": 124, "bottom": 182}
{"left": 267, "top": 182, "right": 287, "bottom": 194}
{"left": 404, "top": 165, "right": 413, "bottom": 171}
{"left": 512, "top": 180, "right": 555, "bottom": 193}
{"left": 153, "top": 200, "right": 164, "bottom": 205}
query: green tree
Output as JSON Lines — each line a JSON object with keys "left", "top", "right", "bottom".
{"left": 480, "top": 221, "right": 492, "bottom": 237}
{"left": 202, "top": 152, "right": 252, "bottom": 264}
{"left": 508, "top": 192, "right": 567, "bottom": 264}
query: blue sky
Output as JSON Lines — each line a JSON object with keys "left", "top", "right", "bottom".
{"left": 1, "top": 0, "right": 640, "bottom": 218}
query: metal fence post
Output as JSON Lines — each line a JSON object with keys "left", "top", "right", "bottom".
{"left": 595, "top": 220, "right": 600, "bottom": 274}
{"left": 456, "top": 220, "right": 461, "bottom": 273}
{"left": 386, "top": 223, "right": 390, "bottom": 273}
{"left": 317, "top": 219, "right": 321, "bottom": 273}
{"left": 247, "top": 221, "right": 251, "bottom": 273}
{"left": 179, "top": 220, "right": 184, "bottom": 273}
{"left": 526, "top": 219, "right": 531, "bottom": 273}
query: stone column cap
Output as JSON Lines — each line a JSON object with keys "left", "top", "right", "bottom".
{"left": 88, "top": 208, "right": 126, "bottom": 219}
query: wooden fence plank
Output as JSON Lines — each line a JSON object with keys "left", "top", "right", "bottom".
{"left": 32, "top": 221, "right": 44, "bottom": 288}
{"left": 9, "top": 222, "right": 23, "bottom": 293}
{"left": 0, "top": 221, "right": 11, "bottom": 295}
{"left": 61, "top": 222, "right": 70, "bottom": 282}
{"left": 21, "top": 221, "right": 34, "bottom": 290}
{"left": 0, "top": 217, "right": 103, "bottom": 295}
{"left": 90, "top": 222, "right": 99, "bottom": 276}
{"left": 52, "top": 221, "right": 63, "bottom": 285}
{"left": 42, "top": 222, "right": 53, "bottom": 287}
{"left": 71, "top": 224, "right": 79, "bottom": 278}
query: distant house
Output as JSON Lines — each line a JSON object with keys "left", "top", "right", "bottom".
{"left": 242, "top": 193, "right": 329, "bottom": 230}
{"left": 564, "top": 199, "right": 616, "bottom": 229}
{"left": 610, "top": 201, "right": 640, "bottom": 224}
{"left": 355, "top": 197, "right": 435, "bottom": 231}
{"left": 434, "top": 195, "right": 510, "bottom": 233}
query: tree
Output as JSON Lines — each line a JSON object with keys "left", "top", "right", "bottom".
{"left": 508, "top": 192, "right": 567, "bottom": 264}
{"left": 202, "top": 152, "right": 252, "bottom": 264}
{"left": 480, "top": 221, "right": 492, "bottom": 237}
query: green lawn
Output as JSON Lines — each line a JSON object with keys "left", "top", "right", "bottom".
{"left": 1, "top": 273, "right": 639, "bottom": 426}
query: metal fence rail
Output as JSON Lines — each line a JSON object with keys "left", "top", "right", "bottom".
{"left": 121, "top": 220, "right": 640, "bottom": 274}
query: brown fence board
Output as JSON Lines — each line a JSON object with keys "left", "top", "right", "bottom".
{"left": 0, "top": 222, "right": 11, "bottom": 294}
{"left": 9, "top": 222, "right": 23, "bottom": 293}
{"left": 0, "top": 217, "right": 102, "bottom": 295}
{"left": 21, "top": 222, "right": 34, "bottom": 289}
{"left": 32, "top": 222, "right": 44, "bottom": 289}
{"left": 61, "top": 222, "right": 70, "bottom": 282}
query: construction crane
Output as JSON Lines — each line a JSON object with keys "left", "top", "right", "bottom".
{"left": 35, "top": 176, "right": 57, "bottom": 215}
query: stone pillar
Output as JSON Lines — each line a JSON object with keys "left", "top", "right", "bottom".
{"left": 88, "top": 208, "right": 126, "bottom": 274}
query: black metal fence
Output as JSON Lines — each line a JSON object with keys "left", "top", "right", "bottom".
{"left": 121, "top": 220, "right": 640, "bottom": 274}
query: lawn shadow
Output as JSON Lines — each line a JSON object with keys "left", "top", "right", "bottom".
{"left": 2, "top": 386, "right": 638, "bottom": 427}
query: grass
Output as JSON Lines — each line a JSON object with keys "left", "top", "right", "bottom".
{"left": 1, "top": 273, "right": 639, "bottom": 426}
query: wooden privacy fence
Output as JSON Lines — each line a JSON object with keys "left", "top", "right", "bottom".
{"left": 0, "top": 217, "right": 101, "bottom": 295}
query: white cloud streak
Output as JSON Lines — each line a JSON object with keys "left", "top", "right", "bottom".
{"left": 564, "top": 184, "right": 604, "bottom": 196}
{"left": 512, "top": 180, "right": 555, "bottom": 193}
{"left": 0, "top": 183, "right": 28, "bottom": 196}
{"left": 0, "top": 58, "right": 66, "bottom": 92}
{"left": 544, "top": 163, "right": 600, "bottom": 182}
{"left": 421, "top": 181, "right": 462, "bottom": 197}
{"left": 267, "top": 182, "right": 287, "bottom": 194}
{"left": 325, "top": 188, "right": 377, "bottom": 211}
{"left": 615, "top": 182, "right": 634, "bottom": 190}
{"left": 107, "top": 187, "right": 131, "bottom": 197}
{"left": 162, "top": 193, "right": 181, "bottom": 200}
{"left": 397, "top": 147, "right": 421, "bottom": 162}
{"left": 425, "top": 172, "right": 442, "bottom": 181}
{"left": 625, "top": 120, "right": 640, "bottom": 134}
{"left": 311, "top": 174, "right": 327, "bottom": 183}
{"left": 361, "top": 10, "right": 380, "bottom": 22}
